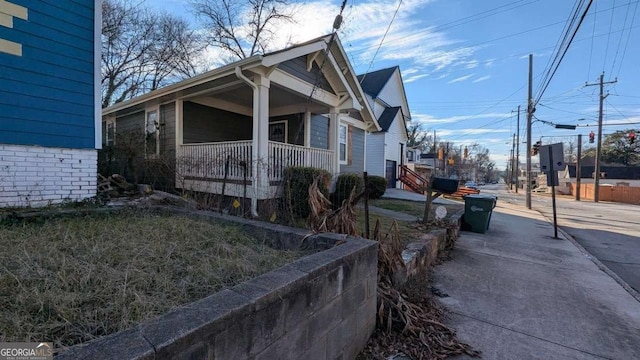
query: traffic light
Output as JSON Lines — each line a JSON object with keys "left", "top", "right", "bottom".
{"left": 448, "top": 157, "right": 454, "bottom": 165}
{"left": 532, "top": 141, "right": 541, "bottom": 156}
{"left": 589, "top": 131, "right": 595, "bottom": 143}
{"left": 438, "top": 147, "right": 444, "bottom": 160}
{"left": 630, "top": 132, "right": 636, "bottom": 144}
{"left": 463, "top": 146, "right": 468, "bottom": 159}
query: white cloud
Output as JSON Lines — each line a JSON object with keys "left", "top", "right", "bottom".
{"left": 472, "top": 75, "right": 491, "bottom": 83}
{"left": 436, "top": 128, "right": 510, "bottom": 136}
{"left": 279, "top": 0, "right": 478, "bottom": 74}
{"left": 405, "top": 73, "right": 429, "bottom": 83}
{"left": 448, "top": 74, "right": 474, "bottom": 84}
{"left": 465, "top": 60, "right": 479, "bottom": 69}
{"left": 413, "top": 112, "right": 511, "bottom": 125}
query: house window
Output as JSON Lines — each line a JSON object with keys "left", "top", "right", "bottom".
{"left": 269, "top": 121, "right": 288, "bottom": 143}
{"left": 106, "top": 119, "right": 115, "bottom": 147}
{"left": 146, "top": 109, "right": 159, "bottom": 156}
{"left": 339, "top": 124, "right": 347, "bottom": 163}
{"left": 407, "top": 150, "right": 414, "bottom": 162}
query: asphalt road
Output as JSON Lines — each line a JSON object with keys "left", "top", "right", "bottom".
{"left": 479, "top": 184, "right": 640, "bottom": 296}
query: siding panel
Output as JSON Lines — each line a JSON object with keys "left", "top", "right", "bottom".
{"left": 183, "top": 101, "right": 252, "bottom": 143}
{"left": 310, "top": 115, "right": 329, "bottom": 149}
{"left": 279, "top": 57, "right": 333, "bottom": 93}
{"left": 340, "top": 127, "right": 365, "bottom": 174}
{"left": 0, "top": 0, "right": 96, "bottom": 149}
{"left": 117, "top": 111, "right": 145, "bottom": 135}
{"left": 160, "top": 102, "right": 176, "bottom": 157}
{"left": 365, "top": 133, "right": 385, "bottom": 177}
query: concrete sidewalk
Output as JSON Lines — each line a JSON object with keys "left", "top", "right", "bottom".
{"left": 434, "top": 201, "right": 640, "bottom": 359}
{"left": 382, "top": 188, "right": 459, "bottom": 204}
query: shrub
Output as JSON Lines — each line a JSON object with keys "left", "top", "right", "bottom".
{"left": 367, "top": 175, "right": 388, "bottom": 199}
{"left": 332, "top": 173, "right": 364, "bottom": 207}
{"left": 283, "top": 167, "right": 331, "bottom": 218}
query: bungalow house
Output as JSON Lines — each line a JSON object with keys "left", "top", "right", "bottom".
{"left": 101, "top": 34, "right": 380, "bottom": 215}
{"left": 357, "top": 66, "right": 411, "bottom": 189}
{"left": 0, "top": 0, "right": 101, "bottom": 207}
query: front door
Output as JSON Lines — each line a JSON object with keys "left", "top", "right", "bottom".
{"left": 385, "top": 160, "right": 397, "bottom": 188}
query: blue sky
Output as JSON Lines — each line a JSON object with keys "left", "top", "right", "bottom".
{"left": 147, "top": 0, "right": 639, "bottom": 169}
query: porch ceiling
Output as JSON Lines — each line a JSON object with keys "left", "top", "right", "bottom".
{"left": 189, "top": 82, "right": 329, "bottom": 114}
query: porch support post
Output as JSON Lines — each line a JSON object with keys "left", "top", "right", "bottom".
{"left": 175, "top": 99, "right": 183, "bottom": 188}
{"left": 251, "top": 74, "right": 270, "bottom": 215}
{"left": 327, "top": 108, "right": 340, "bottom": 175}
{"left": 304, "top": 111, "right": 311, "bottom": 147}
{"left": 304, "top": 112, "right": 312, "bottom": 167}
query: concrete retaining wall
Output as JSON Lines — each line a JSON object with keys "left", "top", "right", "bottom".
{"left": 57, "top": 210, "right": 378, "bottom": 360}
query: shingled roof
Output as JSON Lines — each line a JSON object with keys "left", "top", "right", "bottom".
{"left": 377, "top": 106, "right": 402, "bottom": 131}
{"left": 356, "top": 66, "right": 398, "bottom": 98}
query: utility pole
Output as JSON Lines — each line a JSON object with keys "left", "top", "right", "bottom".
{"left": 510, "top": 133, "right": 516, "bottom": 190}
{"left": 515, "top": 105, "right": 521, "bottom": 193}
{"left": 585, "top": 72, "right": 617, "bottom": 202}
{"left": 576, "top": 134, "right": 582, "bottom": 201}
{"left": 526, "top": 54, "right": 533, "bottom": 209}
{"left": 433, "top": 130, "right": 437, "bottom": 176}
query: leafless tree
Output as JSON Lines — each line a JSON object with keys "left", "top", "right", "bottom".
{"left": 101, "top": 0, "right": 204, "bottom": 107}
{"left": 190, "top": 0, "right": 294, "bottom": 61}
{"left": 406, "top": 123, "right": 432, "bottom": 151}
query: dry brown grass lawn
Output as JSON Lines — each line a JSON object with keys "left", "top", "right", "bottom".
{"left": 0, "top": 211, "right": 304, "bottom": 349}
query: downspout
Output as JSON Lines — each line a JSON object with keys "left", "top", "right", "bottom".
{"left": 235, "top": 67, "right": 260, "bottom": 217}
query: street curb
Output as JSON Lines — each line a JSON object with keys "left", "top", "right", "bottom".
{"left": 535, "top": 209, "right": 640, "bottom": 304}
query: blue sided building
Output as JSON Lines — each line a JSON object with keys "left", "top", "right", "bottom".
{"left": 0, "top": 0, "right": 100, "bottom": 207}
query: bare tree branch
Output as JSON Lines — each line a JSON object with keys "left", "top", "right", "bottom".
{"left": 190, "top": 0, "right": 294, "bottom": 61}
{"left": 101, "top": 0, "right": 204, "bottom": 107}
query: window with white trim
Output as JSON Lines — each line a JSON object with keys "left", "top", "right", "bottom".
{"left": 106, "top": 119, "right": 116, "bottom": 147}
{"left": 146, "top": 109, "right": 159, "bottom": 156}
{"left": 339, "top": 124, "right": 347, "bottom": 163}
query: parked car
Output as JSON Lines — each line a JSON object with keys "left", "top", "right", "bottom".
{"left": 464, "top": 181, "right": 477, "bottom": 189}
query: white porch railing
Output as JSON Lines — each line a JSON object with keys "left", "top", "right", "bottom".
{"left": 177, "top": 140, "right": 334, "bottom": 183}
{"left": 268, "top": 141, "right": 334, "bottom": 181}
{"left": 178, "top": 140, "right": 253, "bottom": 181}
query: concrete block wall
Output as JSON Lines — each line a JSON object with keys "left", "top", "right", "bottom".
{"left": 0, "top": 144, "right": 97, "bottom": 207}
{"left": 57, "top": 217, "right": 378, "bottom": 360}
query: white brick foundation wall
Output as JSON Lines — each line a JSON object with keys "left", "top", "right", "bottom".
{"left": 0, "top": 144, "right": 97, "bottom": 208}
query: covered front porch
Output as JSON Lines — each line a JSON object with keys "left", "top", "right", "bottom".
{"left": 171, "top": 48, "right": 362, "bottom": 214}
{"left": 177, "top": 139, "right": 334, "bottom": 195}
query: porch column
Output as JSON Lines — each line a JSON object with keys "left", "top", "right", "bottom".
{"left": 252, "top": 74, "right": 270, "bottom": 213}
{"left": 304, "top": 112, "right": 311, "bottom": 167}
{"left": 304, "top": 111, "right": 311, "bottom": 147}
{"left": 327, "top": 108, "right": 340, "bottom": 175}
{"left": 175, "top": 99, "right": 183, "bottom": 187}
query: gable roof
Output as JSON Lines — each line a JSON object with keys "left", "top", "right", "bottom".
{"left": 378, "top": 106, "right": 401, "bottom": 131}
{"left": 103, "top": 34, "right": 381, "bottom": 130}
{"left": 356, "top": 66, "right": 398, "bottom": 98}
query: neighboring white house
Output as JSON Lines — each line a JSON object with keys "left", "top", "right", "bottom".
{"left": 358, "top": 67, "right": 411, "bottom": 188}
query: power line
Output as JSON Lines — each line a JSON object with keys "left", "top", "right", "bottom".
{"left": 614, "top": 0, "right": 639, "bottom": 77}
{"left": 609, "top": 0, "right": 632, "bottom": 75}
{"left": 534, "top": 0, "right": 594, "bottom": 106}
{"left": 602, "top": 0, "right": 617, "bottom": 71}
{"left": 360, "top": 0, "right": 402, "bottom": 81}
{"left": 537, "top": 0, "right": 585, "bottom": 97}
{"left": 587, "top": 0, "right": 597, "bottom": 78}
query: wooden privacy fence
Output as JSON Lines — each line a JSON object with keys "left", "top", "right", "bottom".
{"left": 569, "top": 183, "right": 640, "bottom": 204}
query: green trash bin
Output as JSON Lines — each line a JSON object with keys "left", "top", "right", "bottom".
{"left": 463, "top": 194, "right": 497, "bottom": 233}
